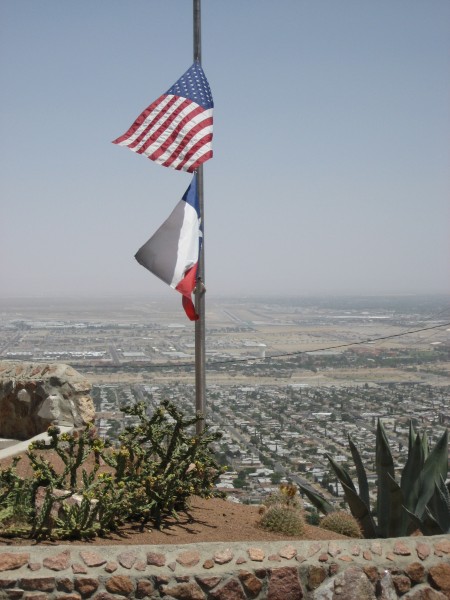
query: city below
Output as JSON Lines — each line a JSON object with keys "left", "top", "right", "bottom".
{"left": 1, "top": 294, "right": 449, "bottom": 511}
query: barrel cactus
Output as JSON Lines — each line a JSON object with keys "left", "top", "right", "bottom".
{"left": 320, "top": 510, "right": 362, "bottom": 538}
{"left": 259, "top": 504, "right": 305, "bottom": 536}
{"left": 264, "top": 483, "right": 302, "bottom": 511}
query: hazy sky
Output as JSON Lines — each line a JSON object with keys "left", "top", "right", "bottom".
{"left": 1, "top": 1, "right": 449, "bottom": 300}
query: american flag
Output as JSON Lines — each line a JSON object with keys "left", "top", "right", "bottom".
{"left": 113, "top": 62, "right": 213, "bottom": 173}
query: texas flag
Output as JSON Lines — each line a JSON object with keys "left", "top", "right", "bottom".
{"left": 135, "top": 175, "right": 201, "bottom": 321}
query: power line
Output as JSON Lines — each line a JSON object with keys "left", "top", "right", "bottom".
{"left": 145, "top": 320, "right": 450, "bottom": 371}
{"left": 264, "top": 321, "right": 450, "bottom": 361}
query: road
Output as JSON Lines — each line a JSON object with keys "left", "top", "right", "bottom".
{"left": 0, "top": 332, "right": 23, "bottom": 356}
{"left": 108, "top": 345, "right": 121, "bottom": 367}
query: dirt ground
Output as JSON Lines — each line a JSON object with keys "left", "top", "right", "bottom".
{"left": 0, "top": 495, "right": 348, "bottom": 547}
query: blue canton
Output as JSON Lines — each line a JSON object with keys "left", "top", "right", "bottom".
{"left": 166, "top": 62, "right": 214, "bottom": 110}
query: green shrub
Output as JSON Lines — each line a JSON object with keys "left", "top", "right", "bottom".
{"left": 26, "top": 424, "right": 125, "bottom": 539}
{"left": 103, "top": 400, "right": 225, "bottom": 528}
{"left": 0, "top": 400, "right": 225, "bottom": 540}
{"left": 0, "top": 457, "right": 34, "bottom": 532}
{"left": 305, "top": 508, "right": 320, "bottom": 526}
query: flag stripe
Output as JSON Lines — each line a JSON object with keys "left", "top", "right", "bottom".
{"left": 176, "top": 264, "right": 198, "bottom": 298}
{"left": 168, "top": 132, "right": 213, "bottom": 172}
{"left": 113, "top": 96, "right": 175, "bottom": 146}
{"left": 133, "top": 98, "right": 195, "bottom": 152}
{"left": 135, "top": 201, "right": 185, "bottom": 286}
{"left": 140, "top": 106, "right": 209, "bottom": 159}
{"left": 154, "top": 119, "right": 213, "bottom": 168}
{"left": 177, "top": 265, "right": 199, "bottom": 321}
{"left": 187, "top": 150, "right": 214, "bottom": 173}
{"left": 181, "top": 292, "right": 198, "bottom": 321}
{"left": 170, "top": 200, "right": 200, "bottom": 288}
{"left": 114, "top": 98, "right": 212, "bottom": 171}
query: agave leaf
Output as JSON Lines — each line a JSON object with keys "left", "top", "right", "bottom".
{"left": 401, "top": 430, "right": 425, "bottom": 514}
{"left": 375, "top": 420, "right": 395, "bottom": 471}
{"left": 403, "top": 505, "right": 442, "bottom": 536}
{"left": 348, "top": 435, "right": 370, "bottom": 510}
{"left": 401, "top": 421, "right": 420, "bottom": 533}
{"left": 414, "top": 429, "right": 448, "bottom": 519}
{"left": 426, "top": 477, "right": 450, "bottom": 534}
{"left": 339, "top": 480, "right": 377, "bottom": 538}
{"left": 375, "top": 420, "right": 396, "bottom": 537}
{"left": 421, "top": 431, "right": 429, "bottom": 462}
{"left": 297, "top": 483, "right": 334, "bottom": 515}
{"left": 325, "top": 454, "right": 358, "bottom": 495}
{"left": 407, "top": 420, "right": 416, "bottom": 454}
{"left": 432, "top": 430, "right": 448, "bottom": 481}
{"left": 386, "top": 473, "right": 405, "bottom": 537}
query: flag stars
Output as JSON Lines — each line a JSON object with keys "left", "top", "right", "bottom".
{"left": 165, "top": 63, "right": 213, "bottom": 109}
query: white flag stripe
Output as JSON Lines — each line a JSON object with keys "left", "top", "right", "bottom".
{"left": 170, "top": 142, "right": 211, "bottom": 169}
{"left": 116, "top": 95, "right": 175, "bottom": 147}
{"left": 132, "top": 97, "right": 195, "bottom": 153}
{"left": 141, "top": 107, "right": 211, "bottom": 159}
{"left": 138, "top": 103, "right": 206, "bottom": 156}
{"left": 144, "top": 110, "right": 213, "bottom": 163}
{"left": 170, "top": 202, "right": 201, "bottom": 289}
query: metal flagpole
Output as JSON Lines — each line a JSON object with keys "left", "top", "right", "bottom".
{"left": 193, "top": 0, "right": 206, "bottom": 434}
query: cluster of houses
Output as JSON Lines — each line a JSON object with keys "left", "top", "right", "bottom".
{"left": 92, "top": 378, "right": 449, "bottom": 506}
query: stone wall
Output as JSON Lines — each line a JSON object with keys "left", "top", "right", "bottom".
{"left": 0, "top": 362, "right": 95, "bottom": 440}
{"left": 0, "top": 536, "right": 449, "bottom": 599}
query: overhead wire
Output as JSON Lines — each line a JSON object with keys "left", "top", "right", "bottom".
{"left": 354, "top": 304, "right": 450, "bottom": 352}
{"left": 140, "top": 319, "right": 450, "bottom": 371}
{"left": 207, "top": 320, "right": 450, "bottom": 367}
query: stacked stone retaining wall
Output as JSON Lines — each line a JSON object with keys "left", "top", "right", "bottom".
{"left": 0, "top": 535, "right": 449, "bottom": 599}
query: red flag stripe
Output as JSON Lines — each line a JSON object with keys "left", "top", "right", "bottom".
{"left": 127, "top": 97, "right": 184, "bottom": 150}
{"left": 149, "top": 117, "right": 213, "bottom": 165}
{"left": 168, "top": 132, "right": 214, "bottom": 171}
{"left": 137, "top": 103, "right": 205, "bottom": 156}
{"left": 112, "top": 95, "right": 174, "bottom": 146}
{"left": 186, "top": 150, "right": 214, "bottom": 173}
{"left": 176, "top": 264, "right": 199, "bottom": 321}
{"left": 114, "top": 97, "right": 212, "bottom": 168}
{"left": 176, "top": 263, "right": 197, "bottom": 297}
{"left": 182, "top": 295, "right": 199, "bottom": 321}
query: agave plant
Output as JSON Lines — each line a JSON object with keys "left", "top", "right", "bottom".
{"left": 399, "top": 421, "right": 449, "bottom": 535}
{"left": 299, "top": 420, "right": 449, "bottom": 538}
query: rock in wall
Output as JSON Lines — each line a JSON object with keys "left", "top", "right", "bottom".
{"left": 0, "top": 361, "right": 95, "bottom": 439}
